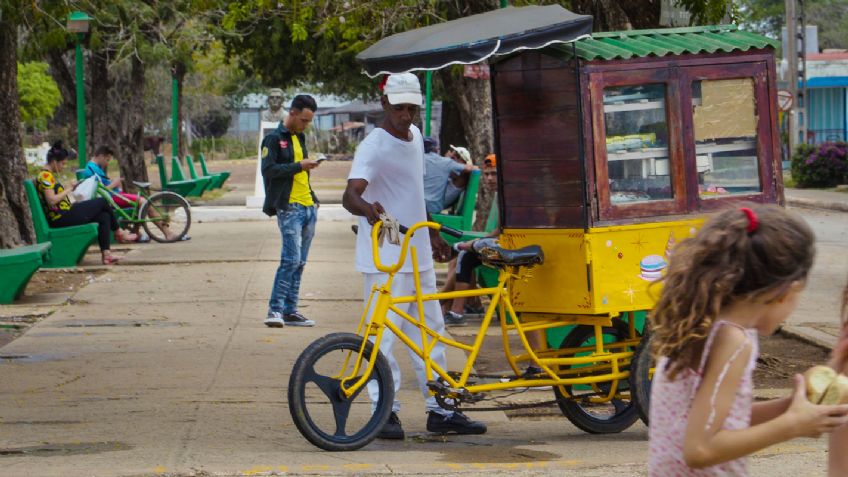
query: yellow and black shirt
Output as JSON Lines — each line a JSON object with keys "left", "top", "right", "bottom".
{"left": 35, "top": 169, "right": 72, "bottom": 221}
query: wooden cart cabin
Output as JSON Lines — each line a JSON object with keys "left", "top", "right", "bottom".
{"left": 494, "top": 25, "right": 781, "bottom": 317}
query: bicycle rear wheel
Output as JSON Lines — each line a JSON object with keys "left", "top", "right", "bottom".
{"left": 288, "top": 332, "right": 394, "bottom": 451}
{"left": 140, "top": 192, "right": 190, "bottom": 243}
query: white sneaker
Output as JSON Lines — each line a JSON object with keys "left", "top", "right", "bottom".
{"left": 264, "top": 311, "right": 285, "bottom": 328}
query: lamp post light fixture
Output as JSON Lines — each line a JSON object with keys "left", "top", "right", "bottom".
{"left": 67, "top": 11, "right": 92, "bottom": 168}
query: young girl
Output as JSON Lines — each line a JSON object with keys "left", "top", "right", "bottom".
{"left": 828, "top": 282, "right": 848, "bottom": 476}
{"left": 648, "top": 205, "right": 848, "bottom": 475}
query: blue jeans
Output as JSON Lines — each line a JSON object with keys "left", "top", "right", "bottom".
{"left": 269, "top": 203, "right": 317, "bottom": 314}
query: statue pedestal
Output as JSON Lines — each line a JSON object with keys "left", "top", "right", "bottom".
{"left": 246, "top": 121, "right": 281, "bottom": 208}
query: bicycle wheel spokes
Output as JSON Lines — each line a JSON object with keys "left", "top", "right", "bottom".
{"left": 289, "top": 333, "right": 394, "bottom": 451}
{"left": 141, "top": 192, "right": 191, "bottom": 243}
{"left": 303, "top": 362, "right": 368, "bottom": 438}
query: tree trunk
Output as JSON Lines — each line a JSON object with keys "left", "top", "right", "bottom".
{"left": 173, "top": 61, "right": 187, "bottom": 158}
{"left": 437, "top": 94, "right": 466, "bottom": 156}
{"left": 111, "top": 57, "right": 148, "bottom": 191}
{"left": 89, "top": 49, "right": 117, "bottom": 159}
{"left": 438, "top": 67, "right": 495, "bottom": 231}
{"left": 46, "top": 49, "right": 77, "bottom": 145}
{"left": 570, "top": 0, "right": 662, "bottom": 31}
{"left": 0, "top": 14, "right": 35, "bottom": 247}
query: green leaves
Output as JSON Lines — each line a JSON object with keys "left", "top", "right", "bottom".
{"left": 16, "top": 62, "right": 61, "bottom": 131}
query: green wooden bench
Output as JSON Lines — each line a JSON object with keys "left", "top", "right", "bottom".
{"left": 186, "top": 155, "right": 225, "bottom": 190}
{"left": 155, "top": 155, "right": 197, "bottom": 198}
{"left": 23, "top": 180, "right": 98, "bottom": 268}
{"left": 0, "top": 242, "right": 52, "bottom": 303}
{"left": 465, "top": 199, "right": 500, "bottom": 289}
{"left": 170, "top": 156, "right": 211, "bottom": 197}
{"left": 432, "top": 170, "right": 480, "bottom": 245}
{"left": 198, "top": 153, "right": 230, "bottom": 189}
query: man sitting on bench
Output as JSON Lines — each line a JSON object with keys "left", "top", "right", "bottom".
{"left": 81, "top": 145, "right": 181, "bottom": 242}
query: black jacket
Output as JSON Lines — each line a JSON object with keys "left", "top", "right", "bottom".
{"left": 260, "top": 123, "right": 318, "bottom": 216}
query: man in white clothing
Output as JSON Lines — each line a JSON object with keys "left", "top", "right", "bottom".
{"left": 342, "top": 72, "right": 487, "bottom": 440}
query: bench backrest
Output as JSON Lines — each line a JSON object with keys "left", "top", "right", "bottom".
{"left": 23, "top": 180, "right": 50, "bottom": 243}
{"left": 198, "top": 153, "right": 211, "bottom": 176}
{"left": 456, "top": 170, "right": 481, "bottom": 230}
{"left": 170, "top": 157, "right": 188, "bottom": 181}
{"left": 485, "top": 194, "right": 499, "bottom": 233}
{"left": 155, "top": 155, "right": 169, "bottom": 186}
{"left": 185, "top": 155, "right": 200, "bottom": 179}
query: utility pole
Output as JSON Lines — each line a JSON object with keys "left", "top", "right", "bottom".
{"left": 798, "top": 0, "right": 808, "bottom": 144}
{"left": 786, "top": 0, "right": 798, "bottom": 151}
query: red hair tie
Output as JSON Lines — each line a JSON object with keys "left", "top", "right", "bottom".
{"left": 740, "top": 207, "right": 758, "bottom": 234}
{"left": 378, "top": 75, "right": 389, "bottom": 92}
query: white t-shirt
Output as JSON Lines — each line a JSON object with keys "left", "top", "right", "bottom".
{"left": 348, "top": 125, "right": 433, "bottom": 274}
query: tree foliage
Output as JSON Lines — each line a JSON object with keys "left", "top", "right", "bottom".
{"left": 16, "top": 61, "right": 61, "bottom": 131}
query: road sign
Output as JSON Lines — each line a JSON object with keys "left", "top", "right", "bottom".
{"left": 778, "top": 90, "right": 794, "bottom": 111}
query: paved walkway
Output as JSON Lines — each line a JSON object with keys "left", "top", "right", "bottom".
{"left": 0, "top": 185, "right": 845, "bottom": 476}
{"left": 785, "top": 187, "right": 848, "bottom": 213}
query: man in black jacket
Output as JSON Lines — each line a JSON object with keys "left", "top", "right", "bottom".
{"left": 261, "top": 94, "right": 320, "bottom": 327}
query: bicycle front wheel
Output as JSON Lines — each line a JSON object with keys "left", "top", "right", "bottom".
{"left": 140, "top": 192, "right": 191, "bottom": 243}
{"left": 288, "top": 332, "right": 394, "bottom": 451}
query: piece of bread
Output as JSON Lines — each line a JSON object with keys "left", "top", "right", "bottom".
{"left": 820, "top": 373, "right": 848, "bottom": 405}
{"left": 804, "top": 365, "right": 848, "bottom": 405}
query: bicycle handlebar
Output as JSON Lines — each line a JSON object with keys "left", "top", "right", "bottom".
{"left": 370, "top": 220, "right": 458, "bottom": 273}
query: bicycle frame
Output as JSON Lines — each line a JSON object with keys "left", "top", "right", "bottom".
{"left": 337, "top": 220, "right": 639, "bottom": 407}
{"left": 93, "top": 181, "right": 167, "bottom": 227}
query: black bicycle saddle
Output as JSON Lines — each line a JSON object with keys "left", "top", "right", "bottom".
{"left": 473, "top": 238, "right": 544, "bottom": 267}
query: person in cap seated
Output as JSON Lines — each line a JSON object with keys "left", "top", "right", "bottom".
{"left": 423, "top": 137, "right": 476, "bottom": 215}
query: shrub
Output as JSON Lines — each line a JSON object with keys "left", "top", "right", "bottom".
{"left": 791, "top": 141, "right": 848, "bottom": 188}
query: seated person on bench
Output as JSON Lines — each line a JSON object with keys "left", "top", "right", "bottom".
{"left": 423, "top": 138, "right": 476, "bottom": 215}
{"left": 81, "top": 145, "right": 180, "bottom": 242}
{"left": 36, "top": 141, "right": 136, "bottom": 264}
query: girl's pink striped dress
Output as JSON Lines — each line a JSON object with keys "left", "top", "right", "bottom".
{"left": 648, "top": 321, "right": 759, "bottom": 476}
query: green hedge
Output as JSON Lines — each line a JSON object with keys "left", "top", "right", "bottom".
{"left": 791, "top": 142, "right": 848, "bottom": 188}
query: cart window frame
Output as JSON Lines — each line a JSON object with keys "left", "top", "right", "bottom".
{"left": 679, "top": 62, "right": 777, "bottom": 211}
{"left": 590, "top": 68, "right": 688, "bottom": 221}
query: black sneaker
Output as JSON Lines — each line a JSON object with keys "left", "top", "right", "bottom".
{"left": 426, "top": 411, "right": 487, "bottom": 435}
{"left": 444, "top": 311, "right": 467, "bottom": 327}
{"left": 464, "top": 304, "right": 485, "bottom": 315}
{"left": 377, "top": 412, "right": 404, "bottom": 439}
{"left": 283, "top": 312, "right": 315, "bottom": 327}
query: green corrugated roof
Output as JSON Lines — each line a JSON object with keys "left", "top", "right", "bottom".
{"left": 551, "top": 25, "right": 778, "bottom": 61}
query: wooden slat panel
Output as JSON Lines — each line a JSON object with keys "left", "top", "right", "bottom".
{"left": 493, "top": 52, "right": 587, "bottom": 229}
{"left": 503, "top": 181, "right": 584, "bottom": 207}
{"left": 495, "top": 51, "right": 570, "bottom": 72}
{"left": 502, "top": 159, "right": 581, "bottom": 178}
{"left": 504, "top": 206, "right": 585, "bottom": 228}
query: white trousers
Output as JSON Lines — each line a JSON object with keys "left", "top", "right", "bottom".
{"left": 363, "top": 269, "right": 449, "bottom": 415}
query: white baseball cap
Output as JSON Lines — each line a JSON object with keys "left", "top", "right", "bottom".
{"left": 384, "top": 73, "right": 422, "bottom": 106}
{"left": 449, "top": 145, "right": 471, "bottom": 164}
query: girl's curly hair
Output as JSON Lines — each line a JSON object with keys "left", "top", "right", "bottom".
{"left": 650, "top": 204, "right": 815, "bottom": 380}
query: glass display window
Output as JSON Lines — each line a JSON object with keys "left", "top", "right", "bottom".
{"left": 603, "top": 83, "right": 672, "bottom": 205}
{"left": 691, "top": 78, "right": 761, "bottom": 199}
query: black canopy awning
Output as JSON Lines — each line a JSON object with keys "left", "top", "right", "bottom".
{"left": 356, "top": 5, "right": 593, "bottom": 77}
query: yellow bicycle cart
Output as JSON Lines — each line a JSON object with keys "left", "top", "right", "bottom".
{"left": 288, "top": 5, "right": 784, "bottom": 451}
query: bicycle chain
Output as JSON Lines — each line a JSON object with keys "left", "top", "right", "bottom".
{"left": 429, "top": 372, "right": 617, "bottom": 412}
